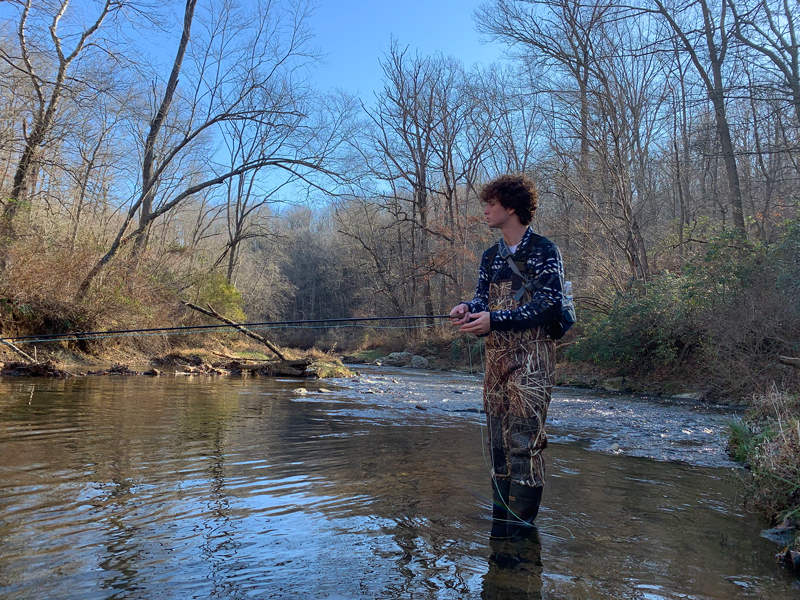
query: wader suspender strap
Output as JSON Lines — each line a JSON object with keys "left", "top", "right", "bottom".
{"left": 497, "top": 237, "right": 557, "bottom": 302}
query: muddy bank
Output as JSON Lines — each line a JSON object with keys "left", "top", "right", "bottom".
{"left": 1, "top": 348, "right": 353, "bottom": 380}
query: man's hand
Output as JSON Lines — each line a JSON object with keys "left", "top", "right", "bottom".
{"left": 460, "top": 311, "right": 490, "bottom": 335}
{"left": 449, "top": 303, "right": 471, "bottom": 326}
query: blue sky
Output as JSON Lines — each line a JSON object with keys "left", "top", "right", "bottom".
{"left": 307, "top": 0, "right": 506, "bottom": 101}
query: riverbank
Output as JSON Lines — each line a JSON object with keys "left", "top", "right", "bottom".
{"left": 342, "top": 346, "right": 734, "bottom": 405}
{"left": 0, "top": 339, "right": 354, "bottom": 379}
{"left": 0, "top": 331, "right": 745, "bottom": 402}
{"left": 727, "top": 387, "right": 800, "bottom": 570}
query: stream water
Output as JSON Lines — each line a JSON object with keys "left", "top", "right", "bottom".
{"left": 0, "top": 366, "right": 797, "bottom": 599}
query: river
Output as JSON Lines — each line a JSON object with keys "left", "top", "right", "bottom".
{"left": 0, "top": 366, "right": 797, "bottom": 599}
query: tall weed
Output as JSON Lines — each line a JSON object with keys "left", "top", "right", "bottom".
{"left": 729, "top": 388, "right": 800, "bottom": 525}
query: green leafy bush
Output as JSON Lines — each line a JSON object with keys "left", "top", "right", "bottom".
{"left": 567, "top": 273, "right": 701, "bottom": 373}
{"left": 568, "top": 220, "right": 800, "bottom": 396}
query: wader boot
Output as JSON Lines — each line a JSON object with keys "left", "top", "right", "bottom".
{"left": 490, "top": 478, "right": 512, "bottom": 539}
{"left": 507, "top": 483, "right": 543, "bottom": 531}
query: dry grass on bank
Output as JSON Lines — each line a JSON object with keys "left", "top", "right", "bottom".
{"left": 728, "top": 387, "right": 800, "bottom": 534}
{"left": 0, "top": 235, "right": 182, "bottom": 343}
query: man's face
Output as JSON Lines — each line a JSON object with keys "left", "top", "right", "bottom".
{"left": 484, "top": 197, "right": 517, "bottom": 229}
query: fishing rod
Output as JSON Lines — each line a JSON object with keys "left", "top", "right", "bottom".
{"left": 4, "top": 315, "right": 455, "bottom": 344}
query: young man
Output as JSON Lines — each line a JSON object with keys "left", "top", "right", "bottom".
{"left": 450, "top": 173, "right": 565, "bottom": 539}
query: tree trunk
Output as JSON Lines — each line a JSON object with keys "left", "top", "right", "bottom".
{"left": 182, "top": 301, "right": 285, "bottom": 360}
{"left": 134, "top": 0, "right": 198, "bottom": 252}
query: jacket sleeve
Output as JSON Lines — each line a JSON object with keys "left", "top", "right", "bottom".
{"left": 489, "top": 241, "right": 563, "bottom": 332}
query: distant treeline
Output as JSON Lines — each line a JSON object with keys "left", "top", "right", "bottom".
{"left": 0, "top": 0, "right": 797, "bottom": 397}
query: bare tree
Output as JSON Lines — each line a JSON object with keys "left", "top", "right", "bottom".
{"left": 333, "top": 195, "right": 409, "bottom": 316}
{"left": 642, "top": 0, "right": 748, "bottom": 237}
{"left": 63, "top": 94, "right": 128, "bottom": 249}
{"left": 429, "top": 60, "right": 499, "bottom": 301}
{"left": 476, "top": 0, "right": 615, "bottom": 257}
{"left": 77, "top": 0, "right": 350, "bottom": 298}
{"left": 360, "top": 42, "right": 443, "bottom": 320}
{"left": 727, "top": 0, "right": 800, "bottom": 125}
{"left": 133, "top": 0, "right": 198, "bottom": 254}
{"left": 0, "top": 0, "right": 123, "bottom": 245}
{"left": 214, "top": 118, "right": 287, "bottom": 284}
{"left": 562, "top": 16, "right": 671, "bottom": 281}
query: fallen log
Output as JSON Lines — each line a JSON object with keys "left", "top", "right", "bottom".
{"left": 254, "top": 359, "right": 311, "bottom": 377}
{"left": 778, "top": 356, "right": 800, "bottom": 369}
{"left": 182, "top": 301, "right": 286, "bottom": 360}
{"left": 214, "top": 359, "right": 311, "bottom": 377}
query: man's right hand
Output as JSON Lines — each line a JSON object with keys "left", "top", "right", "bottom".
{"left": 449, "top": 303, "right": 471, "bottom": 326}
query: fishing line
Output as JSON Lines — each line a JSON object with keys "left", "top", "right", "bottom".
{"left": 5, "top": 315, "right": 453, "bottom": 345}
{"left": 479, "top": 418, "right": 573, "bottom": 540}
{"left": 6, "top": 322, "right": 446, "bottom": 346}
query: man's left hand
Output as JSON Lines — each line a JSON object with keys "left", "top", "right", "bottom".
{"left": 460, "top": 311, "right": 490, "bottom": 335}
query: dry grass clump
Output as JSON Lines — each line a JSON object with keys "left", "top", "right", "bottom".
{"left": 0, "top": 234, "right": 182, "bottom": 349}
{"left": 730, "top": 387, "right": 800, "bottom": 526}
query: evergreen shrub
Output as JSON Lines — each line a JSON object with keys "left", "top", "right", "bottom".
{"left": 568, "top": 220, "right": 799, "bottom": 397}
{"left": 566, "top": 273, "right": 701, "bottom": 373}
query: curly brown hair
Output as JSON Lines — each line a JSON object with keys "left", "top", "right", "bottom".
{"left": 479, "top": 174, "right": 538, "bottom": 225}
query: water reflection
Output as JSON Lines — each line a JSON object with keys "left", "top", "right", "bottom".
{"left": 0, "top": 374, "right": 796, "bottom": 599}
{"left": 482, "top": 529, "right": 543, "bottom": 600}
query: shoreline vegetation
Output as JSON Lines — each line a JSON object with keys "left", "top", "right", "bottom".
{"left": 727, "top": 387, "right": 800, "bottom": 569}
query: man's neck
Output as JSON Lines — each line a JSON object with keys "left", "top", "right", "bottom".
{"left": 500, "top": 222, "right": 529, "bottom": 248}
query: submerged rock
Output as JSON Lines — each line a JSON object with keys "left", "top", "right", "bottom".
{"left": 761, "top": 521, "right": 797, "bottom": 546}
{"left": 673, "top": 391, "right": 703, "bottom": 400}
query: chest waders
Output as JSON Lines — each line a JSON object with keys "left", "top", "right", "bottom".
{"left": 485, "top": 277, "right": 556, "bottom": 539}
